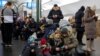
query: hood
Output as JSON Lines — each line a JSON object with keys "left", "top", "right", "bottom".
{"left": 52, "top": 6, "right": 60, "bottom": 11}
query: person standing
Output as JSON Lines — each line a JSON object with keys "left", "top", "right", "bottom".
{"left": 47, "top": 4, "right": 64, "bottom": 24}
{"left": 1, "top": 2, "right": 16, "bottom": 46}
{"left": 75, "top": 6, "right": 85, "bottom": 45}
{"left": 83, "top": 6, "right": 97, "bottom": 51}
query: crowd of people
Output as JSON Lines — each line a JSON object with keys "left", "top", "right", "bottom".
{"left": 0, "top": 1, "right": 98, "bottom": 56}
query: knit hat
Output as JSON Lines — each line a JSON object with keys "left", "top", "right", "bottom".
{"left": 61, "top": 28, "right": 68, "bottom": 34}
{"left": 54, "top": 4, "right": 58, "bottom": 7}
{"left": 28, "top": 36, "right": 35, "bottom": 44}
{"left": 40, "top": 38, "right": 47, "bottom": 45}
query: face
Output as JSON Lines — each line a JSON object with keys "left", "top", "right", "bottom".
{"left": 25, "top": 18, "right": 30, "bottom": 23}
{"left": 54, "top": 33, "right": 61, "bottom": 39}
{"left": 62, "top": 32, "right": 68, "bottom": 37}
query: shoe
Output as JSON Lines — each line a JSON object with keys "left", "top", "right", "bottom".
{"left": 80, "top": 43, "right": 86, "bottom": 45}
{"left": 84, "top": 48, "right": 92, "bottom": 52}
{"left": 1, "top": 43, "right": 5, "bottom": 45}
{"left": 87, "top": 49, "right": 92, "bottom": 52}
{"left": 8, "top": 44, "right": 13, "bottom": 47}
{"left": 91, "top": 49, "right": 95, "bottom": 51}
{"left": 5, "top": 44, "right": 9, "bottom": 47}
{"left": 8, "top": 44, "right": 12, "bottom": 47}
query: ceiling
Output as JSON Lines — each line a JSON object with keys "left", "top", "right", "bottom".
{"left": 42, "top": 0, "right": 100, "bottom": 17}
{"left": 42, "top": 0, "right": 80, "bottom": 10}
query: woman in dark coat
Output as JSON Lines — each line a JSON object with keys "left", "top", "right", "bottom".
{"left": 47, "top": 4, "right": 64, "bottom": 24}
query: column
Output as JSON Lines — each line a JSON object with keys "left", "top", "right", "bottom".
{"left": 36, "top": 0, "right": 41, "bottom": 22}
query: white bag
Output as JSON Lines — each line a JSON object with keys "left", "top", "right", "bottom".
{"left": 31, "top": 32, "right": 37, "bottom": 39}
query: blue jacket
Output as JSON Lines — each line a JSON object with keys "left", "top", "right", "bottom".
{"left": 43, "top": 24, "right": 57, "bottom": 39}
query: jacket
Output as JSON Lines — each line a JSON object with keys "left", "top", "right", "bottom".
{"left": 48, "top": 7, "right": 63, "bottom": 23}
{"left": 75, "top": 6, "right": 85, "bottom": 31}
{"left": 83, "top": 9, "right": 96, "bottom": 38}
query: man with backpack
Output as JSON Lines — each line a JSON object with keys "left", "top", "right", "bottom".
{"left": 1, "top": 2, "right": 16, "bottom": 46}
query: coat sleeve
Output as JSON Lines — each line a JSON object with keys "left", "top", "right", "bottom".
{"left": 84, "top": 17, "right": 94, "bottom": 22}
{"left": 83, "top": 12, "right": 94, "bottom": 22}
{"left": 57, "top": 10, "right": 64, "bottom": 19}
{"left": 47, "top": 10, "right": 53, "bottom": 19}
{"left": 58, "top": 38, "right": 64, "bottom": 47}
{"left": 12, "top": 9, "right": 17, "bottom": 23}
{"left": 68, "top": 37, "right": 78, "bottom": 49}
{"left": 1, "top": 9, "right": 5, "bottom": 23}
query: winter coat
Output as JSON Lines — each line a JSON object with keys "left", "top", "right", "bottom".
{"left": 43, "top": 24, "right": 57, "bottom": 39}
{"left": 83, "top": 9, "right": 96, "bottom": 39}
{"left": 62, "top": 34, "right": 78, "bottom": 54}
{"left": 47, "top": 7, "right": 63, "bottom": 23}
{"left": 48, "top": 37, "right": 64, "bottom": 47}
{"left": 75, "top": 8, "right": 85, "bottom": 31}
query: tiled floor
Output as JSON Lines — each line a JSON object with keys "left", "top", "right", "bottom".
{"left": 0, "top": 39, "right": 25, "bottom": 56}
{"left": 0, "top": 31, "right": 100, "bottom": 56}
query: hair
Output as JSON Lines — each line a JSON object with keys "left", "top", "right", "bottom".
{"left": 6, "top": 1, "right": 12, "bottom": 6}
{"left": 54, "top": 4, "right": 58, "bottom": 7}
{"left": 79, "top": 6, "right": 85, "bottom": 11}
{"left": 91, "top": 5, "right": 96, "bottom": 11}
{"left": 86, "top": 6, "right": 95, "bottom": 17}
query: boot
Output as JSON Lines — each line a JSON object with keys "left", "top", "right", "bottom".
{"left": 86, "top": 40, "right": 92, "bottom": 52}
{"left": 90, "top": 40, "right": 95, "bottom": 51}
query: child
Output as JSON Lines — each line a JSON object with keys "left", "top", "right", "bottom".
{"left": 49, "top": 28, "right": 64, "bottom": 56}
{"left": 40, "top": 38, "right": 51, "bottom": 56}
{"left": 22, "top": 33, "right": 37, "bottom": 56}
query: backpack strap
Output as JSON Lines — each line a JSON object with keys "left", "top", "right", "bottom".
{"left": 11, "top": 9, "right": 17, "bottom": 23}
{"left": 1, "top": 8, "right": 6, "bottom": 23}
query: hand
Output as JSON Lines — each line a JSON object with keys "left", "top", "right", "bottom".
{"left": 42, "top": 45, "right": 47, "bottom": 48}
{"left": 31, "top": 49, "right": 35, "bottom": 52}
{"left": 64, "top": 45, "right": 68, "bottom": 49}
{"left": 53, "top": 15, "right": 57, "bottom": 18}
{"left": 53, "top": 15, "right": 56, "bottom": 18}
{"left": 55, "top": 15, "right": 58, "bottom": 17}
{"left": 94, "top": 16, "right": 98, "bottom": 19}
{"left": 16, "top": 26, "right": 19, "bottom": 29}
{"left": 55, "top": 47, "right": 60, "bottom": 51}
{"left": 93, "top": 15, "right": 97, "bottom": 18}
{"left": 30, "top": 43, "right": 35, "bottom": 46}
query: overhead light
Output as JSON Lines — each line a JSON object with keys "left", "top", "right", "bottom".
{"left": 58, "top": 0, "right": 80, "bottom": 6}
{"left": 25, "top": 0, "right": 32, "bottom": 2}
{"left": 42, "top": 0, "right": 51, "bottom": 4}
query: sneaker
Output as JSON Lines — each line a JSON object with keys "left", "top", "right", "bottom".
{"left": 91, "top": 49, "right": 95, "bottom": 51}
{"left": 1, "top": 43, "right": 5, "bottom": 45}
{"left": 8, "top": 44, "right": 12, "bottom": 47}
{"left": 5, "top": 44, "right": 9, "bottom": 47}
{"left": 79, "top": 43, "right": 86, "bottom": 46}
